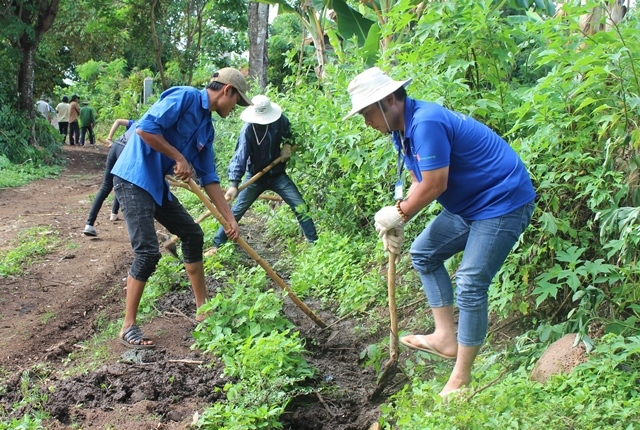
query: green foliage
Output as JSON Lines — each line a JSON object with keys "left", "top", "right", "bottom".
{"left": 289, "top": 232, "right": 384, "bottom": 314}
{"left": 0, "top": 227, "right": 60, "bottom": 277}
{"left": 0, "top": 414, "right": 43, "bottom": 430}
{"left": 64, "top": 58, "right": 154, "bottom": 137}
{"left": 268, "top": 14, "right": 303, "bottom": 89}
{"left": 138, "top": 257, "right": 190, "bottom": 318}
{"left": 0, "top": 106, "right": 64, "bottom": 165}
{"left": 0, "top": 365, "right": 50, "bottom": 428}
{"left": 192, "top": 267, "right": 314, "bottom": 429}
{"left": 0, "top": 155, "right": 60, "bottom": 188}
{"left": 379, "top": 334, "right": 640, "bottom": 429}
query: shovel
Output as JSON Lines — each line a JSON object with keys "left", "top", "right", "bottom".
{"left": 369, "top": 252, "right": 400, "bottom": 400}
{"left": 161, "top": 156, "right": 284, "bottom": 256}
{"left": 170, "top": 177, "right": 328, "bottom": 329}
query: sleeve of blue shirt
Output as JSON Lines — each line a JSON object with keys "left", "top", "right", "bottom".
{"left": 228, "top": 123, "right": 251, "bottom": 185}
{"left": 412, "top": 120, "right": 451, "bottom": 172}
{"left": 137, "top": 92, "right": 184, "bottom": 135}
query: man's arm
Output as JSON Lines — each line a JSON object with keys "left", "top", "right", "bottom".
{"left": 228, "top": 128, "right": 251, "bottom": 187}
{"left": 400, "top": 167, "right": 449, "bottom": 219}
{"left": 203, "top": 182, "right": 239, "bottom": 240}
{"left": 137, "top": 130, "right": 192, "bottom": 181}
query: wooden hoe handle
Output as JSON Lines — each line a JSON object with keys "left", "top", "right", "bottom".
{"left": 162, "top": 156, "right": 284, "bottom": 249}
{"left": 170, "top": 176, "right": 327, "bottom": 329}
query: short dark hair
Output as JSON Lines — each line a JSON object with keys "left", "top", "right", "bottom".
{"left": 206, "top": 79, "right": 237, "bottom": 96}
{"left": 62, "top": 96, "right": 69, "bottom": 102}
{"left": 392, "top": 86, "right": 407, "bottom": 101}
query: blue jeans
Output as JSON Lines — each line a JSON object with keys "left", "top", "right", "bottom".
{"left": 213, "top": 172, "right": 318, "bottom": 248}
{"left": 86, "top": 143, "right": 124, "bottom": 226}
{"left": 113, "top": 177, "right": 204, "bottom": 282}
{"left": 409, "top": 201, "right": 535, "bottom": 347}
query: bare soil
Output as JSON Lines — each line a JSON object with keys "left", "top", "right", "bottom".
{"left": 0, "top": 145, "right": 390, "bottom": 429}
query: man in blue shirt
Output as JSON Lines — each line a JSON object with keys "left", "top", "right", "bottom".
{"left": 344, "top": 67, "right": 536, "bottom": 397}
{"left": 111, "top": 68, "right": 251, "bottom": 349}
{"left": 206, "top": 95, "right": 317, "bottom": 255}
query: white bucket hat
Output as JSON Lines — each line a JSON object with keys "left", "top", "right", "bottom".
{"left": 343, "top": 67, "right": 412, "bottom": 120}
{"left": 240, "top": 95, "right": 282, "bottom": 125}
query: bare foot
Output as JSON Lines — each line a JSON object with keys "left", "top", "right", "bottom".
{"left": 399, "top": 334, "right": 457, "bottom": 359}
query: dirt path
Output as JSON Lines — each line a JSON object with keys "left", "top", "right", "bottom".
{"left": 0, "top": 146, "right": 385, "bottom": 429}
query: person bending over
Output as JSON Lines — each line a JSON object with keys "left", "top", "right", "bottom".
{"left": 111, "top": 68, "right": 251, "bottom": 348}
{"left": 82, "top": 119, "right": 137, "bottom": 237}
{"left": 344, "top": 67, "right": 536, "bottom": 397}
{"left": 206, "top": 95, "right": 318, "bottom": 255}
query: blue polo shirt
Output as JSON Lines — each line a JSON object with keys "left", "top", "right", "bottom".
{"left": 111, "top": 86, "right": 219, "bottom": 205}
{"left": 392, "top": 98, "right": 535, "bottom": 220}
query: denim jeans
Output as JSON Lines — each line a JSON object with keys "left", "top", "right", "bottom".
{"left": 213, "top": 172, "right": 318, "bottom": 247}
{"left": 113, "top": 177, "right": 204, "bottom": 281}
{"left": 409, "top": 201, "right": 535, "bottom": 346}
{"left": 80, "top": 126, "right": 95, "bottom": 145}
{"left": 86, "top": 143, "right": 124, "bottom": 226}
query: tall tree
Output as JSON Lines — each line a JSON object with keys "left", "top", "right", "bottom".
{"left": 248, "top": 1, "right": 268, "bottom": 89}
{"left": 1, "top": 0, "right": 60, "bottom": 116}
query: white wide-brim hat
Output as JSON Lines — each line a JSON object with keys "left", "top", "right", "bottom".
{"left": 240, "top": 95, "right": 282, "bottom": 125}
{"left": 343, "top": 67, "right": 412, "bottom": 120}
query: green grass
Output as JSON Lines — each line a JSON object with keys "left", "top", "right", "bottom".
{"left": 0, "top": 155, "right": 60, "bottom": 189}
{"left": 0, "top": 227, "right": 60, "bottom": 277}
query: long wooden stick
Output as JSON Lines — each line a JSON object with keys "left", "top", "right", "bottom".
{"left": 175, "top": 177, "right": 327, "bottom": 329}
{"left": 162, "top": 156, "right": 283, "bottom": 249}
{"left": 369, "top": 252, "right": 399, "bottom": 400}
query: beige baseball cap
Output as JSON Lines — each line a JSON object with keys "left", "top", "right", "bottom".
{"left": 211, "top": 68, "right": 252, "bottom": 106}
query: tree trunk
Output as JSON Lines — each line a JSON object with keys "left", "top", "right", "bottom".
{"left": 150, "top": 0, "right": 169, "bottom": 90}
{"left": 17, "top": 43, "right": 37, "bottom": 114}
{"left": 10, "top": 0, "right": 60, "bottom": 144}
{"left": 248, "top": 2, "right": 269, "bottom": 90}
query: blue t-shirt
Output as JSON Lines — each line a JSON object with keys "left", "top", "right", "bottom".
{"left": 392, "top": 98, "right": 535, "bottom": 220}
{"left": 111, "top": 87, "right": 219, "bottom": 205}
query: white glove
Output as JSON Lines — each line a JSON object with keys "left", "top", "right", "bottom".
{"left": 383, "top": 226, "right": 404, "bottom": 256}
{"left": 225, "top": 186, "right": 238, "bottom": 202}
{"left": 374, "top": 205, "right": 404, "bottom": 238}
{"left": 280, "top": 144, "right": 292, "bottom": 162}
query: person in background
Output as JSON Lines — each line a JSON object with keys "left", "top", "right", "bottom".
{"left": 36, "top": 96, "right": 52, "bottom": 122}
{"left": 82, "top": 119, "right": 137, "bottom": 237}
{"left": 79, "top": 100, "right": 97, "bottom": 146}
{"left": 343, "top": 67, "right": 536, "bottom": 397}
{"left": 206, "top": 94, "right": 318, "bottom": 256}
{"left": 69, "top": 95, "right": 81, "bottom": 146}
{"left": 111, "top": 67, "right": 251, "bottom": 348}
{"left": 56, "top": 96, "right": 70, "bottom": 144}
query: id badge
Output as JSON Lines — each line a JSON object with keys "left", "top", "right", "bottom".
{"left": 394, "top": 180, "right": 403, "bottom": 201}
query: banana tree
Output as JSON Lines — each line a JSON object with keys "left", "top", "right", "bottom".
{"left": 258, "top": 0, "right": 374, "bottom": 79}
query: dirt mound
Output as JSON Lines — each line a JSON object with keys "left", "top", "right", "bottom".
{"left": 530, "top": 333, "right": 588, "bottom": 384}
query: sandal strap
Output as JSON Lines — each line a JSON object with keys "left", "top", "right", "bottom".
{"left": 121, "top": 325, "right": 148, "bottom": 345}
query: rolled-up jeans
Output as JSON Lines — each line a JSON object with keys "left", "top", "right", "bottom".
{"left": 213, "top": 172, "right": 318, "bottom": 248}
{"left": 409, "top": 201, "right": 535, "bottom": 347}
{"left": 113, "top": 177, "right": 204, "bottom": 281}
